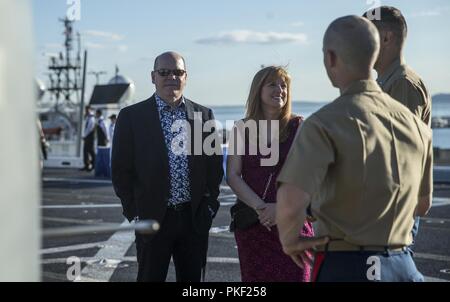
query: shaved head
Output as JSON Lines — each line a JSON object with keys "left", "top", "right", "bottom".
{"left": 324, "top": 15, "right": 380, "bottom": 74}
{"left": 153, "top": 51, "right": 186, "bottom": 71}
{"left": 151, "top": 51, "right": 187, "bottom": 103}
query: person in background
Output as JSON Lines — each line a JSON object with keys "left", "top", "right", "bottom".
{"left": 81, "top": 105, "right": 96, "bottom": 171}
{"left": 226, "top": 66, "right": 314, "bottom": 282}
{"left": 94, "top": 109, "right": 110, "bottom": 177}
{"left": 95, "top": 109, "right": 109, "bottom": 148}
{"left": 363, "top": 5, "right": 432, "bottom": 250}
{"left": 108, "top": 114, "right": 117, "bottom": 148}
{"left": 108, "top": 114, "right": 117, "bottom": 169}
{"left": 363, "top": 6, "right": 431, "bottom": 126}
{"left": 37, "top": 118, "right": 48, "bottom": 170}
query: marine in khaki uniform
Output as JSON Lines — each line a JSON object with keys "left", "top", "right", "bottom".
{"left": 276, "top": 16, "right": 433, "bottom": 282}
{"left": 363, "top": 6, "right": 432, "bottom": 248}
{"left": 364, "top": 6, "right": 431, "bottom": 126}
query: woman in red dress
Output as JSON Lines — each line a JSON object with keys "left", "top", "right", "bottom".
{"left": 226, "top": 66, "right": 314, "bottom": 282}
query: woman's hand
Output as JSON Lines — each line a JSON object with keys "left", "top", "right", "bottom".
{"left": 257, "top": 203, "right": 276, "bottom": 231}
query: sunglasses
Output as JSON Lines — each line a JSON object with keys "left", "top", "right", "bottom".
{"left": 155, "top": 69, "right": 186, "bottom": 77}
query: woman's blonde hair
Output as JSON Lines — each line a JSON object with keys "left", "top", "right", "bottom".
{"left": 245, "top": 66, "right": 292, "bottom": 141}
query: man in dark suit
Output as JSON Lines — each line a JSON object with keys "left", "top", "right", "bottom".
{"left": 112, "top": 51, "right": 223, "bottom": 282}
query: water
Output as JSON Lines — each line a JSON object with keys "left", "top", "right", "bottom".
{"left": 433, "top": 128, "right": 450, "bottom": 149}
{"left": 210, "top": 101, "right": 327, "bottom": 130}
{"left": 210, "top": 100, "right": 450, "bottom": 149}
{"left": 433, "top": 100, "right": 450, "bottom": 117}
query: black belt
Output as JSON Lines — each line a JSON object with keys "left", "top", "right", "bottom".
{"left": 167, "top": 202, "right": 191, "bottom": 211}
{"left": 317, "top": 240, "right": 407, "bottom": 252}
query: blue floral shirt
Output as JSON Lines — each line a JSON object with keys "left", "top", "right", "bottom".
{"left": 155, "top": 94, "right": 191, "bottom": 205}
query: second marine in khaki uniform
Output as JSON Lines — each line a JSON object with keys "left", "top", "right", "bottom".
{"left": 364, "top": 6, "right": 432, "bottom": 250}
{"left": 377, "top": 58, "right": 431, "bottom": 126}
{"left": 364, "top": 6, "right": 431, "bottom": 126}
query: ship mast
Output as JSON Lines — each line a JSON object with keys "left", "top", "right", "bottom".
{"left": 44, "top": 17, "right": 87, "bottom": 158}
{"left": 46, "top": 17, "right": 82, "bottom": 110}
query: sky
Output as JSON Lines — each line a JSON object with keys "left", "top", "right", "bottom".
{"left": 32, "top": 0, "right": 450, "bottom": 106}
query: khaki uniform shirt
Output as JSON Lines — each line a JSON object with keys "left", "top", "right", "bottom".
{"left": 277, "top": 80, "right": 433, "bottom": 247}
{"left": 378, "top": 58, "right": 431, "bottom": 126}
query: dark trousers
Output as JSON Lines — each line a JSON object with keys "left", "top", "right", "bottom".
{"left": 314, "top": 250, "right": 424, "bottom": 282}
{"left": 94, "top": 147, "right": 111, "bottom": 177}
{"left": 83, "top": 138, "right": 95, "bottom": 168}
{"left": 135, "top": 205, "right": 207, "bottom": 282}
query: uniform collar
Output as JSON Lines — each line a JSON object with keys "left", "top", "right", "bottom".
{"left": 377, "top": 57, "right": 404, "bottom": 86}
{"left": 341, "top": 79, "right": 382, "bottom": 96}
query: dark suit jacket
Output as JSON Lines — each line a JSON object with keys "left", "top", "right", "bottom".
{"left": 111, "top": 95, "right": 223, "bottom": 234}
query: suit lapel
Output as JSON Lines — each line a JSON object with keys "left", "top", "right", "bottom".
{"left": 184, "top": 99, "right": 196, "bottom": 187}
{"left": 185, "top": 99, "right": 204, "bottom": 204}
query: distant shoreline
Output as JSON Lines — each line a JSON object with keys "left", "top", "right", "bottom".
{"left": 207, "top": 95, "right": 450, "bottom": 108}
{"left": 209, "top": 100, "right": 329, "bottom": 108}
